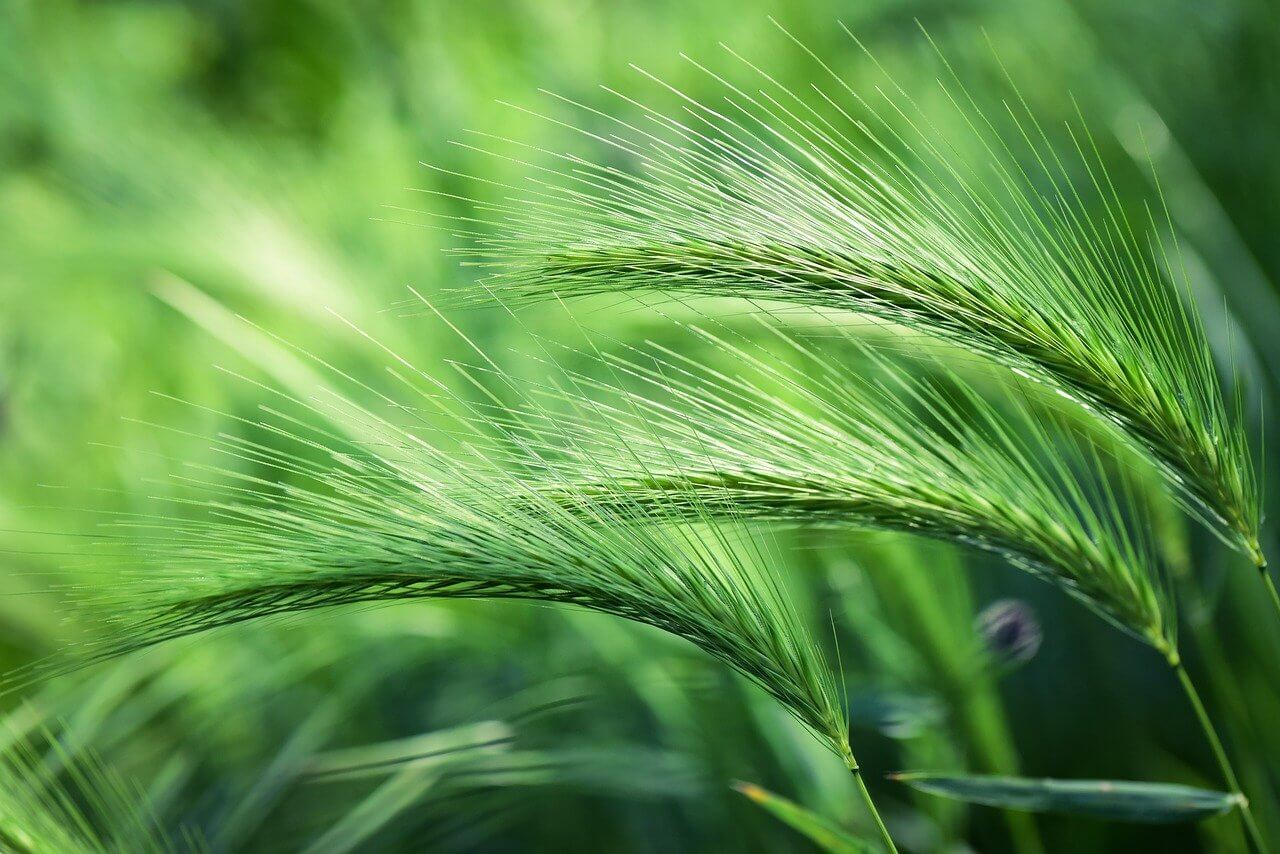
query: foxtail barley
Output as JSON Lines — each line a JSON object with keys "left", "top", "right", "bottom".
{"left": 49, "top": 326, "right": 898, "bottom": 850}
{"left": 437, "top": 24, "right": 1265, "bottom": 583}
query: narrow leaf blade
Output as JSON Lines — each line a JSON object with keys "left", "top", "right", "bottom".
{"left": 733, "top": 781, "right": 879, "bottom": 853}
{"left": 892, "top": 773, "right": 1241, "bottom": 824}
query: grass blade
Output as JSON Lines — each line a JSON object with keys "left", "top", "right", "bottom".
{"left": 733, "top": 781, "right": 879, "bottom": 853}
{"left": 890, "top": 773, "right": 1242, "bottom": 824}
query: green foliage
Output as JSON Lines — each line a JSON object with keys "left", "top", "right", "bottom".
{"left": 450, "top": 21, "right": 1262, "bottom": 566}
{"left": 70, "top": 354, "right": 851, "bottom": 767}
{"left": 2, "top": 0, "right": 1279, "bottom": 852}
{"left": 0, "top": 732, "right": 189, "bottom": 853}
{"left": 501, "top": 322, "right": 1172, "bottom": 649}
{"left": 892, "top": 774, "right": 1242, "bottom": 824}
{"left": 733, "top": 781, "right": 878, "bottom": 852}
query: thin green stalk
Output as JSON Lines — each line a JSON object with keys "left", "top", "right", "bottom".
{"left": 1260, "top": 569, "right": 1280, "bottom": 628}
{"left": 845, "top": 751, "right": 898, "bottom": 854}
{"left": 1183, "top": 615, "right": 1280, "bottom": 840}
{"left": 1173, "top": 560, "right": 1280, "bottom": 840}
{"left": 1173, "top": 659, "right": 1268, "bottom": 853}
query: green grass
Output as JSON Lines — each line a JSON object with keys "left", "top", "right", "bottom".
{"left": 3, "top": 1, "right": 1279, "bottom": 851}
{"left": 445, "top": 21, "right": 1263, "bottom": 571}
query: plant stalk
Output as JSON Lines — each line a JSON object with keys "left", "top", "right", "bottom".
{"left": 1259, "top": 567, "right": 1280, "bottom": 627}
{"left": 845, "top": 750, "right": 898, "bottom": 853}
{"left": 1172, "top": 658, "right": 1268, "bottom": 853}
{"left": 1178, "top": 578, "right": 1280, "bottom": 840}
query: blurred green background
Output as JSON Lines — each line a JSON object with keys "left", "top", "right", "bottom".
{"left": 1, "top": 0, "right": 1278, "bottom": 851}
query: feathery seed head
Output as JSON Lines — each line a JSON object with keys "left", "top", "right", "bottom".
{"left": 438, "top": 26, "right": 1261, "bottom": 567}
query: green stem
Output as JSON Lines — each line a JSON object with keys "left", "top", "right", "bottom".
{"left": 1259, "top": 567, "right": 1280, "bottom": 627}
{"left": 845, "top": 750, "right": 898, "bottom": 853}
{"left": 1173, "top": 659, "right": 1269, "bottom": 853}
{"left": 1181, "top": 593, "right": 1280, "bottom": 839}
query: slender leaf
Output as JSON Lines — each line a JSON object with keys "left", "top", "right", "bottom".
{"left": 733, "top": 781, "right": 879, "bottom": 853}
{"left": 891, "top": 773, "right": 1242, "bottom": 824}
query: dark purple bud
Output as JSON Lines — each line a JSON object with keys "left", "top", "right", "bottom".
{"left": 976, "top": 599, "right": 1041, "bottom": 669}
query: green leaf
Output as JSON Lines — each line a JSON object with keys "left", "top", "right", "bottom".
{"left": 733, "top": 781, "right": 879, "bottom": 853}
{"left": 891, "top": 773, "right": 1242, "bottom": 823}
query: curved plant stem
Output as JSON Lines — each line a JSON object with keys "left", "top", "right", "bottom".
{"left": 1173, "top": 659, "right": 1269, "bottom": 853}
{"left": 1176, "top": 577, "right": 1280, "bottom": 838}
{"left": 845, "top": 751, "right": 898, "bottom": 853}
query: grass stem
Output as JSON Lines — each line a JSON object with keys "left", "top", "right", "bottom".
{"left": 847, "top": 758, "right": 898, "bottom": 854}
{"left": 1259, "top": 568, "right": 1280, "bottom": 628}
{"left": 1174, "top": 660, "right": 1269, "bottom": 853}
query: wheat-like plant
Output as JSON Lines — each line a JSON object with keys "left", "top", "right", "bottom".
{"left": 438, "top": 24, "right": 1264, "bottom": 581}
{"left": 0, "top": 731, "right": 186, "bottom": 853}
{"left": 95, "top": 440, "right": 846, "bottom": 760}
{"left": 63, "top": 352, "right": 900, "bottom": 847}
{"left": 60, "top": 301, "right": 1177, "bottom": 847}
{"left": 39, "top": 27, "right": 1272, "bottom": 850}
{"left": 479, "top": 319, "right": 1173, "bottom": 657}
{"left": 57, "top": 298, "right": 1267, "bottom": 849}
{"left": 452, "top": 309, "right": 1263, "bottom": 849}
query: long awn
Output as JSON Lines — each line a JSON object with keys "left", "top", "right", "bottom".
{"left": 49, "top": 334, "right": 899, "bottom": 849}
{"left": 434, "top": 24, "right": 1266, "bottom": 592}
